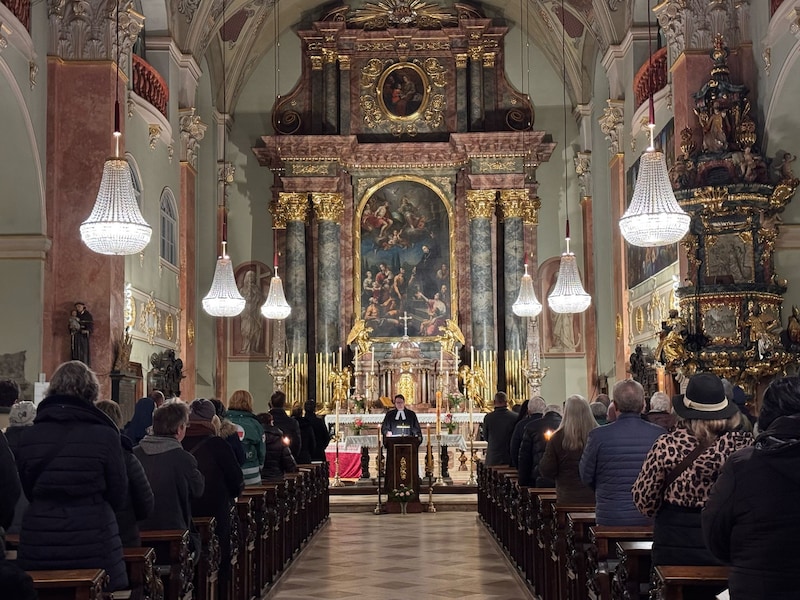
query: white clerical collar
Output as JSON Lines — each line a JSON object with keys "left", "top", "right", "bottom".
{"left": 396, "top": 410, "right": 405, "bottom": 420}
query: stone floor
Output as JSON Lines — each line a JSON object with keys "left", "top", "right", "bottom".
{"left": 264, "top": 513, "right": 533, "bottom": 600}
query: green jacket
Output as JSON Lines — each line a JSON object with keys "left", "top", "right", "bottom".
{"left": 226, "top": 409, "right": 266, "bottom": 485}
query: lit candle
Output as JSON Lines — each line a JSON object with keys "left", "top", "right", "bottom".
{"left": 544, "top": 429, "right": 553, "bottom": 441}
{"left": 371, "top": 351, "right": 375, "bottom": 374}
{"left": 440, "top": 345, "right": 444, "bottom": 370}
{"left": 468, "top": 395, "right": 473, "bottom": 437}
{"left": 471, "top": 345, "right": 474, "bottom": 368}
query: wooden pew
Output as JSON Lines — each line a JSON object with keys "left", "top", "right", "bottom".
{"left": 611, "top": 540, "right": 652, "bottom": 600}
{"left": 586, "top": 525, "right": 653, "bottom": 600}
{"left": 220, "top": 504, "right": 240, "bottom": 600}
{"left": 27, "top": 569, "right": 108, "bottom": 600}
{"left": 123, "top": 546, "right": 164, "bottom": 600}
{"left": 651, "top": 565, "right": 729, "bottom": 600}
{"left": 235, "top": 497, "right": 256, "bottom": 600}
{"left": 241, "top": 487, "right": 270, "bottom": 598}
{"left": 550, "top": 504, "right": 595, "bottom": 600}
{"left": 530, "top": 489, "right": 557, "bottom": 600}
{"left": 192, "top": 517, "right": 219, "bottom": 600}
{"left": 563, "top": 510, "right": 596, "bottom": 600}
{"left": 139, "top": 529, "right": 194, "bottom": 600}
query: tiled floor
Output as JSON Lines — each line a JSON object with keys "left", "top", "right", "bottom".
{"left": 265, "top": 513, "right": 534, "bottom": 600}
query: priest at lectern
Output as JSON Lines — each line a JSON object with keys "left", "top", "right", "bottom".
{"left": 381, "top": 394, "right": 422, "bottom": 439}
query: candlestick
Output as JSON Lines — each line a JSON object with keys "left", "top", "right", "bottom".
{"left": 335, "top": 399, "right": 340, "bottom": 441}
{"left": 440, "top": 346, "right": 444, "bottom": 370}
{"left": 371, "top": 351, "right": 375, "bottom": 375}
{"left": 470, "top": 345, "right": 474, "bottom": 368}
{"left": 435, "top": 391, "right": 442, "bottom": 435}
{"left": 468, "top": 395, "right": 473, "bottom": 437}
{"left": 338, "top": 346, "right": 342, "bottom": 370}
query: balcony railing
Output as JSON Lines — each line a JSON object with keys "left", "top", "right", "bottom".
{"left": 633, "top": 47, "right": 668, "bottom": 110}
{"left": 2, "top": 0, "right": 30, "bottom": 32}
{"left": 132, "top": 54, "right": 169, "bottom": 118}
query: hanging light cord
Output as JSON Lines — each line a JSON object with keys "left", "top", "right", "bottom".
{"left": 561, "top": 0, "right": 568, "bottom": 246}
{"left": 221, "top": 0, "right": 228, "bottom": 253}
{"left": 647, "top": 0, "right": 656, "bottom": 149}
{"left": 113, "top": 0, "right": 122, "bottom": 156}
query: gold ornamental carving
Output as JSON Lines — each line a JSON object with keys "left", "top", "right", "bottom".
{"left": 466, "top": 190, "right": 496, "bottom": 220}
{"left": 483, "top": 52, "right": 496, "bottom": 68}
{"left": 499, "top": 189, "right": 528, "bottom": 220}
{"left": 615, "top": 314, "right": 623, "bottom": 340}
{"left": 269, "top": 199, "right": 287, "bottom": 230}
{"left": 310, "top": 55, "right": 323, "bottom": 70}
{"left": 279, "top": 192, "right": 310, "bottom": 223}
{"left": 290, "top": 163, "right": 330, "bottom": 176}
{"left": 523, "top": 196, "right": 541, "bottom": 225}
{"left": 311, "top": 193, "right": 344, "bottom": 222}
{"left": 476, "top": 158, "right": 517, "bottom": 173}
{"left": 468, "top": 45, "right": 484, "bottom": 61}
{"left": 338, "top": 55, "right": 351, "bottom": 71}
{"left": 164, "top": 313, "right": 174, "bottom": 341}
{"left": 399, "top": 456, "right": 408, "bottom": 481}
{"left": 635, "top": 306, "right": 645, "bottom": 334}
{"left": 455, "top": 53, "right": 467, "bottom": 68}
{"left": 187, "top": 319, "right": 195, "bottom": 346}
{"left": 322, "top": 48, "right": 338, "bottom": 64}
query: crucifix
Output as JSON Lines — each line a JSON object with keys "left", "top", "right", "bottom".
{"left": 400, "top": 311, "right": 412, "bottom": 337}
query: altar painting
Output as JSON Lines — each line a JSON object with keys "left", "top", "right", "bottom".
{"left": 357, "top": 177, "right": 453, "bottom": 339}
{"left": 626, "top": 120, "right": 678, "bottom": 289}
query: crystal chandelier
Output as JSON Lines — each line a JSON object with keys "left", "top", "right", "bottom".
{"left": 261, "top": 256, "right": 291, "bottom": 319}
{"left": 80, "top": 2, "right": 151, "bottom": 255}
{"left": 202, "top": 240, "right": 246, "bottom": 317}
{"left": 619, "top": 0, "right": 690, "bottom": 248}
{"left": 547, "top": 224, "right": 592, "bottom": 314}
{"left": 547, "top": 0, "right": 591, "bottom": 316}
{"left": 512, "top": 254, "right": 542, "bottom": 318}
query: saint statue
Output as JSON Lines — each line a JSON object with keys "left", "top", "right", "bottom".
{"left": 239, "top": 270, "right": 265, "bottom": 354}
{"left": 550, "top": 311, "right": 579, "bottom": 352}
{"left": 655, "top": 309, "right": 687, "bottom": 368}
{"left": 70, "top": 302, "right": 93, "bottom": 366}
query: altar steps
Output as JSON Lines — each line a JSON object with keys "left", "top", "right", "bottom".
{"left": 329, "top": 483, "right": 478, "bottom": 513}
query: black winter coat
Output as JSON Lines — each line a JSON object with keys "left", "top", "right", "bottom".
{"left": 15, "top": 394, "right": 128, "bottom": 590}
{"left": 703, "top": 414, "right": 800, "bottom": 599}
{"left": 4, "top": 426, "right": 28, "bottom": 536}
{"left": 262, "top": 425, "right": 297, "bottom": 482}
{"left": 270, "top": 409, "right": 302, "bottom": 459}
{"left": 518, "top": 411, "right": 563, "bottom": 487}
{"left": 0, "top": 430, "right": 20, "bottom": 533}
{"left": 306, "top": 413, "right": 330, "bottom": 461}
{"left": 482, "top": 407, "right": 519, "bottom": 466}
{"left": 293, "top": 416, "right": 316, "bottom": 465}
{"left": 510, "top": 414, "right": 540, "bottom": 468}
{"left": 116, "top": 434, "right": 154, "bottom": 547}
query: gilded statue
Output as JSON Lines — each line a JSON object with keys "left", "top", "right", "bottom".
{"left": 655, "top": 309, "right": 688, "bottom": 368}
{"left": 328, "top": 367, "right": 352, "bottom": 404}
{"left": 788, "top": 306, "right": 800, "bottom": 346}
{"left": 695, "top": 104, "right": 729, "bottom": 153}
{"left": 436, "top": 319, "right": 465, "bottom": 355}
{"left": 346, "top": 319, "right": 373, "bottom": 355}
{"left": 745, "top": 302, "right": 780, "bottom": 359}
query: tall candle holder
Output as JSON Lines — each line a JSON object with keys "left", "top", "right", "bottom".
{"left": 265, "top": 353, "right": 291, "bottom": 392}
{"left": 331, "top": 399, "right": 345, "bottom": 487}
{"left": 459, "top": 364, "right": 484, "bottom": 487}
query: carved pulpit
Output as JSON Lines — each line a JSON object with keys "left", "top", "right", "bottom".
{"left": 384, "top": 436, "right": 422, "bottom": 514}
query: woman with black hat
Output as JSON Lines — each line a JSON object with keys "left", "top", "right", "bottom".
{"left": 632, "top": 372, "right": 752, "bottom": 593}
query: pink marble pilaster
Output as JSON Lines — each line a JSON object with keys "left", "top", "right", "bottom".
{"left": 179, "top": 163, "right": 197, "bottom": 401}
{"left": 609, "top": 154, "right": 629, "bottom": 380}
{"left": 43, "top": 58, "right": 125, "bottom": 396}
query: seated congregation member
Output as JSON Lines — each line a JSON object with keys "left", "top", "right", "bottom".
{"left": 644, "top": 391, "right": 677, "bottom": 430}
{"left": 5, "top": 401, "right": 34, "bottom": 536}
{"left": 135, "top": 402, "right": 204, "bottom": 552}
{"left": 291, "top": 406, "right": 316, "bottom": 464}
{"left": 579, "top": 379, "right": 664, "bottom": 526}
{"left": 482, "top": 392, "right": 518, "bottom": 466}
{"left": 270, "top": 391, "right": 302, "bottom": 459}
{"left": 123, "top": 390, "right": 165, "bottom": 444}
{"left": 539, "top": 395, "right": 597, "bottom": 506}
{"left": 632, "top": 372, "right": 751, "bottom": 575}
{"left": 518, "top": 403, "right": 563, "bottom": 487}
{"left": 510, "top": 397, "right": 546, "bottom": 468}
{"left": 305, "top": 399, "right": 330, "bottom": 462}
{"left": 260, "top": 412, "right": 298, "bottom": 482}
{"left": 210, "top": 398, "right": 245, "bottom": 465}
{"left": 15, "top": 361, "right": 128, "bottom": 590}
{"left": 95, "top": 400, "right": 154, "bottom": 547}
{"left": 227, "top": 390, "right": 266, "bottom": 486}
{"left": 702, "top": 376, "right": 800, "bottom": 599}
{"left": 183, "top": 399, "right": 244, "bottom": 586}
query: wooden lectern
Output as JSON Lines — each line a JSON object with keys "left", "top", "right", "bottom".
{"left": 384, "top": 436, "right": 422, "bottom": 513}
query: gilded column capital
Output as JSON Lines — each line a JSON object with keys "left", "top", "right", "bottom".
{"left": 279, "top": 192, "right": 310, "bottom": 223}
{"left": 468, "top": 46, "right": 484, "bottom": 61}
{"left": 339, "top": 54, "right": 351, "bottom": 70}
{"left": 269, "top": 199, "right": 287, "bottom": 230}
{"left": 498, "top": 189, "right": 528, "bottom": 220}
{"left": 310, "top": 55, "right": 323, "bottom": 70}
{"left": 483, "top": 52, "right": 496, "bottom": 68}
{"left": 322, "top": 48, "right": 338, "bottom": 64}
{"left": 311, "top": 193, "right": 344, "bottom": 222}
{"left": 455, "top": 53, "right": 468, "bottom": 69}
{"left": 523, "top": 196, "right": 541, "bottom": 225}
{"left": 466, "top": 190, "right": 496, "bottom": 220}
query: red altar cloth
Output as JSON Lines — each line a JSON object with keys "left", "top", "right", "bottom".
{"left": 325, "top": 447, "right": 362, "bottom": 478}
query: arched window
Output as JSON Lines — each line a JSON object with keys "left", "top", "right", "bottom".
{"left": 160, "top": 188, "right": 178, "bottom": 266}
{"left": 126, "top": 153, "right": 143, "bottom": 209}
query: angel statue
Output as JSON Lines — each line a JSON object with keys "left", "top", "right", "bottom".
{"left": 436, "top": 319, "right": 465, "bottom": 355}
{"left": 328, "top": 366, "right": 352, "bottom": 405}
{"left": 346, "top": 319, "right": 373, "bottom": 355}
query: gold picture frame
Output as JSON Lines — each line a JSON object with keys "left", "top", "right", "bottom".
{"left": 376, "top": 62, "right": 430, "bottom": 121}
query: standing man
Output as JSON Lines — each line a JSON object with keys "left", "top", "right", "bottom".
{"left": 482, "top": 392, "right": 518, "bottom": 466}
{"left": 269, "top": 391, "right": 302, "bottom": 460}
{"left": 304, "top": 400, "right": 330, "bottom": 462}
{"left": 579, "top": 379, "right": 664, "bottom": 526}
{"left": 72, "top": 302, "right": 93, "bottom": 366}
{"left": 381, "top": 394, "right": 422, "bottom": 439}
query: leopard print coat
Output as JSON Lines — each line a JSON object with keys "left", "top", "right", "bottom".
{"left": 632, "top": 426, "right": 752, "bottom": 517}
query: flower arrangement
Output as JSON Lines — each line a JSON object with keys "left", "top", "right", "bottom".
{"left": 353, "top": 417, "right": 364, "bottom": 435}
{"left": 448, "top": 392, "right": 465, "bottom": 411}
{"left": 388, "top": 484, "right": 417, "bottom": 503}
{"left": 444, "top": 412, "right": 456, "bottom": 434}
{"left": 349, "top": 393, "right": 366, "bottom": 413}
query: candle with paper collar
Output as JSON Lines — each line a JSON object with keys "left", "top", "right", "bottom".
{"left": 544, "top": 429, "right": 553, "bottom": 441}
{"left": 371, "top": 351, "right": 375, "bottom": 374}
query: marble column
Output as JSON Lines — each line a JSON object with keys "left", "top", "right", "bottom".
{"left": 468, "top": 47, "right": 484, "bottom": 130}
{"left": 178, "top": 108, "right": 206, "bottom": 402}
{"left": 466, "top": 190, "right": 496, "bottom": 351}
{"left": 312, "top": 193, "right": 343, "bottom": 353}
{"left": 338, "top": 55, "right": 351, "bottom": 135}
{"left": 455, "top": 53, "right": 468, "bottom": 132}
{"left": 499, "top": 190, "right": 527, "bottom": 352}
{"left": 322, "top": 49, "right": 338, "bottom": 133}
{"left": 280, "top": 192, "right": 310, "bottom": 355}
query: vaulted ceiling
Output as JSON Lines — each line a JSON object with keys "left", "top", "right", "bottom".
{"left": 140, "top": 0, "right": 634, "bottom": 113}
